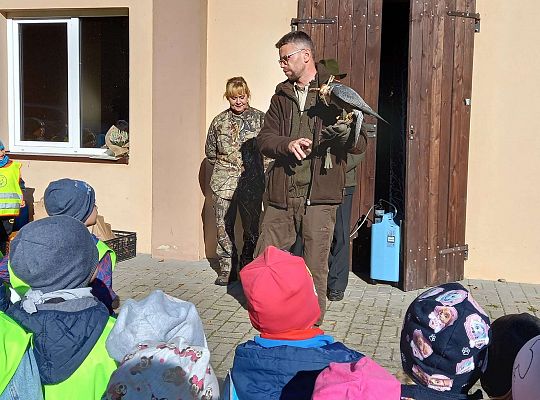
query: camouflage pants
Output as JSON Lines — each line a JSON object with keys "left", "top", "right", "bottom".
{"left": 212, "top": 193, "right": 262, "bottom": 274}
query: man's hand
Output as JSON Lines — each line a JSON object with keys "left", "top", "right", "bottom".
{"left": 288, "top": 138, "right": 313, "bottom": 161}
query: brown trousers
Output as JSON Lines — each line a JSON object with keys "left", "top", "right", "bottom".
{"left": 255, "top": 197, "right": 337, "bottom": 324}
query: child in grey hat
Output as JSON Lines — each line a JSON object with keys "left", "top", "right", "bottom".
{"left": 44, "top": 178, "right": 119, "bottom": 312}
{"left": 0, "top": 215, "right": 117, "bottom": 399}
{"left": 0, "top": 178, "right": 119, "bottom": 313}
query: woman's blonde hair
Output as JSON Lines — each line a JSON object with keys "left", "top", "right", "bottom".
{"left": 224, "top": 77, "right": 250, "bottom": 100}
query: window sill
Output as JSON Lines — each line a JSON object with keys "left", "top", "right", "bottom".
{"left": 7, "top": 152, "right": 129, "bottom": 164}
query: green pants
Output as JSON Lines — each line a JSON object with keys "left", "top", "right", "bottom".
{"left": 255, "top": 198, "right": 337, "bottom": 324}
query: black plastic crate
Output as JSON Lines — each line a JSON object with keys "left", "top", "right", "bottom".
{"left": 105, "top": 230, "right": 136, "bottom": 262}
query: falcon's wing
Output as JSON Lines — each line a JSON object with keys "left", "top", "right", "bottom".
{"left": 329, "top": 82, "right": 388, "bottom": 124}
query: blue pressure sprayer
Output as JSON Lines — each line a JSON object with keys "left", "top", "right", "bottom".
{"left": 350, "top": 199, "right": 401, "bottom": 283}
{"left": 370, "top": 200, "right": 400, "bottom": 283}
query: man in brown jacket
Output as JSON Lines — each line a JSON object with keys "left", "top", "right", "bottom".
{"left": 255, "top": 31, "right": 367, "bottom": 323}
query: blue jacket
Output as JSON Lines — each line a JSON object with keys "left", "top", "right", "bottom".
{"left": 0, "top": 284, "right": 9, "bottom": 311}
{"left": 223, "top": 334, "right": 363, "bottom": 400}
{"left": 0, "top": 287, "right": 110, "bottom": 385}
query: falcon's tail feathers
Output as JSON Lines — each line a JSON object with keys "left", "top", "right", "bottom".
{"left": 369, "top": 110, "right": 389, "bottom": 125}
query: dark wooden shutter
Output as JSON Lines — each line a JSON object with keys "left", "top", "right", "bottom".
{"left": 296, "top": 0, "right": 383, "bottom": 234}
{"left": 404, "top": 0, "right": 477, "bottom": 291}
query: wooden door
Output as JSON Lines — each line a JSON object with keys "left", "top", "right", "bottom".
{"left": 403, "top": 0, "right": 477, "bottom": 290}
{"left": 296, "top": 0, "right": 383, "bottom": 228}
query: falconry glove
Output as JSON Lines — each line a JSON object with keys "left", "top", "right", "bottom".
{"left": 320, "top": 114, "right": 355, "bottom": 169}
{"left": 321, "top": 114, "right": 353, "bottom": 144}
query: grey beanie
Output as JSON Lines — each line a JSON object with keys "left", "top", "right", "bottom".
{"left": 9, "top": 215, "right": 99, "bottom": 294}
{"left": 44, "top": 178, "right": 96, "bottom": 222}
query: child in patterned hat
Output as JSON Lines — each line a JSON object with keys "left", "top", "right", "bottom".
{"left": 400, "top": 283, "right": 491, "bottom": 400}
{"left": 104, "top": 290, "right": 219, "bottom": 400}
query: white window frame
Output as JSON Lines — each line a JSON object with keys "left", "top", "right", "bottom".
{"left": 8, "top": 18, "right": 110, "bottom": 156}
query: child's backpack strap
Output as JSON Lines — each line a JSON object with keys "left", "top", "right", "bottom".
{"left": 223, "top": 370, "right": 240, "bottom": 400}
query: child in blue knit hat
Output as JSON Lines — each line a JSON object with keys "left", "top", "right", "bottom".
{"left": 43, "top": 178, "right": 119, "bottom": 313}
{"left": 1, "top": 216, "right": 117, "bottom": 399}
{"left": 0, "top": 178, "right": 119, "bottom": 314}
{"left": 0, "top": 140, "right": 25, "bottom": 255}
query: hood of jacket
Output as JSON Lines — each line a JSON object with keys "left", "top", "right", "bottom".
{"left": 6, "top": 296, "right": 110, "bottom": 385}
{"left": 106, "top": 290, "right": 208, "bottom": 362}
{"left": 230, "top": 338, "right": 363, "bottom": 400}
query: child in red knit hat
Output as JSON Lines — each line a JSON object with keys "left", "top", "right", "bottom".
{"left": 222, "top": 246, "right": 363, "bottom": 400}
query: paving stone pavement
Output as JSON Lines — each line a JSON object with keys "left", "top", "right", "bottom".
{"left": 113, "top": 255, "right": 540, "bottom": 389}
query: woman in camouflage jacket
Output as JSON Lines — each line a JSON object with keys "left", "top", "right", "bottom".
{"left": 205, "top": 77, "right": 265, "bottom": 286}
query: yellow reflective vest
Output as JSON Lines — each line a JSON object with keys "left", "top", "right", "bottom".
{"left": 96, "top": 240, "right": 117, "bottom": 271}
{"left": 7, "top": 261, "right": 30, "bottom": 298}
{"left": 0, "top": 161, "right": 23, "bottom": 217}
{"left": 0, "top": 311, "right": 32, "bottom": 394}
{"left": 43, "top": 316, "right": 117, "bottom": 400}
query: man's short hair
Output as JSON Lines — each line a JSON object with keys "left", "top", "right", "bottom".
{"left": 275, "top": 31, "right": 315, "bottom": 56}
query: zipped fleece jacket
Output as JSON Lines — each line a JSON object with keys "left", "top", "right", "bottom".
{"left": 258, "top": 63, "right": 367, "bottom": 209}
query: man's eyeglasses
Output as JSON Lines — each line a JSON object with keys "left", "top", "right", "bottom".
{"left": 278, "top": 48, "right": 306, "bottom": 65}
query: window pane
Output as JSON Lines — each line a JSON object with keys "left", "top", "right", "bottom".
{"left": 80, "top": 17, "right": 129, "bottom": 149}
{"left": 20, "top": 23, "right": 68, "bottom": 142}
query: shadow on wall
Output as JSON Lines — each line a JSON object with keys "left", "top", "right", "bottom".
{"left": 199, "top": 158, "right": 217, "bottom": 260}
{"left": 198, "top": 158, "right": 247, "bottom": 264}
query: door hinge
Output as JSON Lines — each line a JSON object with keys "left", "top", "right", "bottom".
{"left": 408, "top": 125, "right": 415, "bottom": 140}
{"left": 291, "top": 18, "right": 336, "bottom": 30}
{"left": 439, "top": 244, "right": 469, "bottom": 260}
{"left": 362, "top": 123, "right": 377, "bottom": 138}
{"left": 447, "top": 11, "right": 481, "bottom": 33}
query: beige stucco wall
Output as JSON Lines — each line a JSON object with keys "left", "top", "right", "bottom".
{"left": 151, "top": 0, "right": 208, "bottom": 260}
{"left": 0, "top": 0, "right": 297, "bottom": 260}
{"left": 0, "top": 1, "right": 153, "bottom": 252}
{"left": 206, "top": 0, "right": 297, "bottom": 123}
{"left": 203, "top": 0, "right": 297, "bottom": 257}
{"left": 466, "top": 0, "right": 540, "bottom": 282}
{"left": 5, "top": 0, "right": 533, "bottom": 281}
